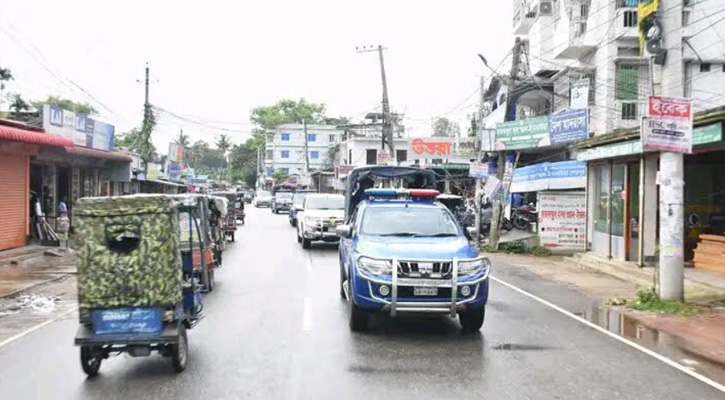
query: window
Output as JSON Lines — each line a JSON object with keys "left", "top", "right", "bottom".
{"left": 683, "top": 10, "right": 691, "bottom": 26}
{"left": 329, "top": 134, "right": 336, "bottom": 143}
{"left": 307, "top": 134, "right": 316, "bottom": 142}
{"left": 396, "top": 150, "right": 407, "bottom": 163}
{"left": 623, "top": 10, "right": 637, "bottom": 28}
{"left": 361, "top": 207, "right": 459, "bottom": 236}
{"left": 310, "top": 151, "right": 320, "bottom": 159}
{"left": 281, "top": 133, "right": 290, "bottom": 141}
{"left": 265, "top": 168, "right": 273, "bottom": 177}
{"left": 282, "top": 168, "right": 290, "bottom": 175}
{"left": 616, "top": 65, "right": 639, "bottom": 100}
{"left": 366, "top": 149, "right": 377, "bottom": 165}
{"left": 281, "top": 150, "right": 290, "bottom": 159}
{"left": 700, "top": 63, "right": 711, "bottom": 72}
{"left": 305, "top": 195, "right": 344, "bottom": 210}
{"left": 621, "top": 102, "right": 638, "bottom": 120}
{"left": 266, "top": 150, "right": 273, "bottom": 159}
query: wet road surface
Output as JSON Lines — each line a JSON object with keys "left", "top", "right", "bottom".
{"left": 0, "top": 207, "right": 724, "bottom": 399}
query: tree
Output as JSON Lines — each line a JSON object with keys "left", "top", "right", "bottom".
{"left": 33, "top": 95, "right": 98, "bottom": 115}
{"left": 9, "top": 94, "right": 30, "bottom": 119}
{"left": 432, "top": 117, "right": 461, "bottom": 138}
{"left": 176, "top": 130, "right": 190, "bottom": 149}
{"left": 251, "top": 98, "right": 326, "bottom": 129}
{"left": 229, "top": 138, "right": 262, "bottom": 188}
{"left": 0, "top": 67, "right": 12, "bottom": 91}
{"left": 114, "top": 128, "right": 159, "bottom": 161}
{"left": 467, "top": 113, "right": 478, "bottom": 137}
{"left": 273, "top": 169, "right": 289, "bottom": 184}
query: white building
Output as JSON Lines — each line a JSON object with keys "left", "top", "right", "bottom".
{"left": 264, "top": 124, "right": 343, "bottom": 177}
{"left": 337, "top": 137, "right": 409, "bottom": 167}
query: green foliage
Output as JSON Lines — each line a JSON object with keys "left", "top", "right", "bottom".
{"left": 229, "top": 139, "right": 261, "bottom": 188}
{"left": 481, "top": 245, "right": 498, "bottom": 253}
{"left": 9, "top": 94, "right": 30, "bottom": 118}
{"left": 498, "top": 241, "right": 528, "bottom": 254}
{"left": 432, "top": 117, "right": 460, "bottom": 137}
{"left": 627, "top": 288, "right": 702, "bottom": 316}
{"left": 273, "top": 169, "right": 289, "bottom": 184}
{"left": 0, "top": 67, "right": 13, "bottom": 91}
{"left": 33, "top": 95, "right": 98, "bottom": 115}
{"left": 531, "top": 245, "right": 552, "bottom": 257}
{"left": 187, "top": 140, "right": 225, "bottom": 177}
{"left": 251, "top": 98, "right": 326, "bottom": 129}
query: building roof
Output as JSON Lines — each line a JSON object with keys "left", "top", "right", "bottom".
{"left": 0, "top": 120, "right": 73, "bottom": 147}
{"left": 64, "top": 146, "right": 132, "bottom": 162}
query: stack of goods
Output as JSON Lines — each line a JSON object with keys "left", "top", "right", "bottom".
{"left": 693, "top": 234, "right": 725, "bottom": 274}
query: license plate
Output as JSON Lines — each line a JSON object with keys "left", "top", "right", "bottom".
{"left": 413, "top": 287, "right": 438, "bottom": 296}
{"left": 92, "top": 307, "right": 163, "bottom": 335}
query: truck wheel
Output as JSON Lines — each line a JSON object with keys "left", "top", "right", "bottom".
{"left": 459, "top": 307, "right": 485, "bottom": 333}
{"left": 171, "top": 324, "right": 188, "bottom": 373}
{"left": 348, "top": 279, "right": 369, "bottom": 332}
{"left": 231, "top": 232, "right": 235, "bottom": 242}
{"left": 207, "top": 270, "right": 215, "bottom": 292}
{"left": 80, "top": 346, "right": 102, "bottom": 377}
{"left": 302, "top": 238, "right": 311, "bottom": 249}
{"left": 339, "top": 266, "right": 346, "bottom": 299}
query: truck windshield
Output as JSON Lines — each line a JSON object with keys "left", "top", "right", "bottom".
{"left": 306, "top": 195, "right": 344, "bottom": 210}
{"left": 361, "top": 206, "right": 460, "bottom": 237}
{"left": 259, "top": 191, "right": 271, "bottom": 198}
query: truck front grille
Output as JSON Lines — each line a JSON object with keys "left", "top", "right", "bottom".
{"left": 397, "top": 261, "right": 452, "bottom": 279}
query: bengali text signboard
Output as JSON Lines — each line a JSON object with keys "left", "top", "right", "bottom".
{"left": 494, "top": 117, "right": 550, "bottom": 150}
{"left": 409, "top": 137, "right": 453, "bottom": 158}
{"left": 537, "top": 191, "right": 587, "bottom": 252}
{"left": 549, "top": 109, "right": 589, "bottom": 145}
{"left": 642, "top": 95, "right": 693, "bottom": 153}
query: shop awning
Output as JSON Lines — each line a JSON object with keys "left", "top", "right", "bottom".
{"left": 0, "top": 124, "right": 73, "bottom": 148}
{"left": 64, "top": 146, "right": 132, "bottom": 162}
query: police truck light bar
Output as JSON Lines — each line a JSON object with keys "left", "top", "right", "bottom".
{"left": 364, "top": 189, "right": 440, "bottom": 199}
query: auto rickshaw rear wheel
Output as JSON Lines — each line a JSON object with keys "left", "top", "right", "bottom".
{"left": 80, "top": 346, "right": 102, "bottom": 377}
{"left": 171, "top": 325, "right": 188, "bottom": 373}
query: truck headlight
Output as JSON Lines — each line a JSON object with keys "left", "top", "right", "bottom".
{"left": 357, "top": 257, "right": 393, "bottom": 276}
{"left": 458, "top": 258, "right": 491, "bottom": 276}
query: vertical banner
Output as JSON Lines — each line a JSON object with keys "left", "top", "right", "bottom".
{"left": 538, "top": 191, "right": 587, "bottom": 251}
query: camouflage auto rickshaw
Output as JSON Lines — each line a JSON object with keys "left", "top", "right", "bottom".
{"left": 73, "top": 195, "right": 204, "bottom": 376}
{"left": 173, "top": 194, "right": 217, "bottom": 292}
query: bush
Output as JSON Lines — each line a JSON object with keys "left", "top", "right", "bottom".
{"left": 629, "top": 288, "right": 702, "bottom": 316}
{"left": 531, "top": 246, "right": 552, "bottom": 257}
{"left": 498, "top": 241, "right": 527, "bottom": 254}
{"left": 481, "top": 245, "right": 498, "bottom": 253}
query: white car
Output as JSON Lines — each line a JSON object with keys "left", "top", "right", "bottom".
{"left": 296, "top": 194, "right": 345, "bottom": 249}
{"left": 253, "top": 191, "right": 273, "bottom": 208}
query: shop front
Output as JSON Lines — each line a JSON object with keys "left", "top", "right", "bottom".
{"left": 0, "top": 119, "right": 73, "bottom": 251}
{"left": 575, "top": 119, "right": 724, "bottom": 266}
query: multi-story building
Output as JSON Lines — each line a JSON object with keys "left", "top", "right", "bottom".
{"left": 483, "top": 0, "right": 725, "bottom": 280}
{"left": 263, "top": 123, "right": 343, "bottom": 178}
{"left": 336, "top": 113, "right": 408, "bottom": 168}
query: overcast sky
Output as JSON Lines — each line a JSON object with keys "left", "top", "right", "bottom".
{"left": 0, "top": 0, "right": 513, "bottom": 152}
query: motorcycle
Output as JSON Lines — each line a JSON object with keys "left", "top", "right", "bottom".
{"left": 478, "top": 203, "right": 513, "bottom": 238}
{"left": 511, "top": 204, "right": 538, "bottom": 230}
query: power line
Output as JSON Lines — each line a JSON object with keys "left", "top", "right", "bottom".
{"left": 154, "top": 106, "right": 256, "bottom": 134}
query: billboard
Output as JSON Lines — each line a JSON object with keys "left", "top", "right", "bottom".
{"left": 409, "top": 137, "right": 453, "bottom": 158}
{"left": 168, "top": 142, "right": 185, "bottom": 164}
{"left": 642, "top": 95, "right": 693, "bottom": 153}
{"left": 494, "top": 117, "right": 550, "bottom": 150}
{"left": 43, "top": 104, "right": 115, "bottom": 151}
{"left": 549, "top": 109, "right": 589, "bottom": 145}
{"left": 538, "top": 191, "right": 587, "bottom": 252}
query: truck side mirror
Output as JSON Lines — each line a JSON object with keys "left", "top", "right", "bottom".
{"left": 335, "top": 224, "right": 352, "bottom": 238}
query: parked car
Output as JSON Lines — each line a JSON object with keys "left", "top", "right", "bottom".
{"left": 289, "top": 191, "right": 313, "bottom": 227}
{"left": 296, "top": 194, "right": 345, "bottom": 249}
{"left": 337, "top": 166, "right": 490, "bottom": 333}
{"left": 271, "top": 191, "right": 293, "bottom": 214}
{"left": 253, "top": 191, "right": 273, "bottom": 208}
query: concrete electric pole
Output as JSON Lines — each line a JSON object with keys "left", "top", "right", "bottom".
{"left": 657, "top": 0, "right": 685, "bottom": 301}
{"left": 303, "top": 119, "right": 310, "bottom": 175}
{"left": 357, "top": 45, "right": 395, "bottom": 162}
{"left": 489, "top": 37, "right": 523, "bottom": 249}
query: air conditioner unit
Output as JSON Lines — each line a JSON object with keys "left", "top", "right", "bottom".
{"left": 540, "top": 1, "right": 554, "bottom": 16}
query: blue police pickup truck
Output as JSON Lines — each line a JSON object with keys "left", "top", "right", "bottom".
{"left": 336, "top": 167, "right": 491, "bottom": 333}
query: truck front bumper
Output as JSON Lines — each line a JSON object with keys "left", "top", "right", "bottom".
{"left": 350, "top": 257, "right": 490, "bottom": 317}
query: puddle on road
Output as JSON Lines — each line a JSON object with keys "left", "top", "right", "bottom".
{"left": 492, "top": 343, "right": 555, "bottom": 351}
{"left": 574, "top": 304, "right": 725, "bottom": 383}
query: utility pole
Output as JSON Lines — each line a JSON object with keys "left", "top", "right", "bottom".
{"left": 475, "top": 75, "right": 486, "bottom": 248}
{"left": 144, "top": 63, "right": 150, "bottom": 106}
{"left": 357, "top": 45, "right": 395, "bottom": 162}
{"left": 256, "top": 145, "right": 262, "bottom": 189}
{"left": 657, "top": 0, "right": 685, "bottom": 301}
{"left": 489, "top": 37, "right": 523, "bottom": 249}
{"left": 303, "top": 119, "right": 310, "bottom": 175}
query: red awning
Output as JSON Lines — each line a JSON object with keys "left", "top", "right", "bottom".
{"left": 64, "top": 146, "right": 132, "bottom": 162}
{"left": 0, "top": 125, "right": 73, "bottom": 148}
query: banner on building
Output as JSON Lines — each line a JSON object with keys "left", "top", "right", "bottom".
{"left": 570, "top": 79, "right": 590, "bottom": 110}
{"left": 642, "top": 95, "right": 693, "bottom": 153}
{"left": 549, "top": 109, "right": 589, "bottom": 145}
{"left": 454, "top": 137, "right": 477, "bottom": 157}
{"left": 468, "top": 162, "right": 489, "bottom": 179}
{"left": 537, "top": 191, "right": 587, "bottom": 251}
{"left": 168, "top": 142, "right": 185, "bottom": 164}
{"left": 479, "top": 128, "right": 494, "bottom": 152}
{"left": 494, "top": 117, "right": 550, "bottom": 150}
{"left": 409, "top": 137, "right": 453, "bottom": 157}
{"left": 167, "top": 162, "right": 181, "bottom": 181}
{"left": 43, "top": 104, "right": 115, "bottom": 151}
{"left": 511, "top": 161, "right": 586, "bottom": 193}
{"left": 377, "top": 151, "right": 390, "bottom": 165}
{"left": 482, "top": 175, "right": 502, "bottom": 200}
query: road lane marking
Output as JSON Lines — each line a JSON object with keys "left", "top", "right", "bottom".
{"left": 306, "top": 255, "right": 312, "bottom": 274}
{"left": 0, "top": 306, "right": 78, "bottom": 349}
{"left": 302, "top": 297, "right": 312, "bottom": 332}
{"left": 490, "top": 275, "right": 725, "bottom": 394}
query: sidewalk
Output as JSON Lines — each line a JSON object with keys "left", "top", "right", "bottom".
{"left": 489, "top": 253, "right": 725, "bottom": 368}
{"left": 0, "top": 246, "right": 76, "bottom": 298}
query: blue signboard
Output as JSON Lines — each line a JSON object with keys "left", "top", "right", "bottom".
{"left": 548, "top": 109, "right": 589, "bottom": 145}
{"left": 91, "top": 307, "right": 163, "bottom": 335}
{"left": 510, "top": 160, "right": 587, "bottom": 193}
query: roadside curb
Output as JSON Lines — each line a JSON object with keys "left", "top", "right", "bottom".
{"left": 0, "top": 274, "right": 70, "bottom": 300}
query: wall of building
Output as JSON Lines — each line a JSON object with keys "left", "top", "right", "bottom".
{"left": 338, "top": 138, "right": 409, "bottom": 167}
{"left": 264, "top": 124, "right": 342, "bottom": 175}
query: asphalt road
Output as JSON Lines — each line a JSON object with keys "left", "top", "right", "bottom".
{"left": 0, "top": 206, "right": 723, "bottom": 400}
